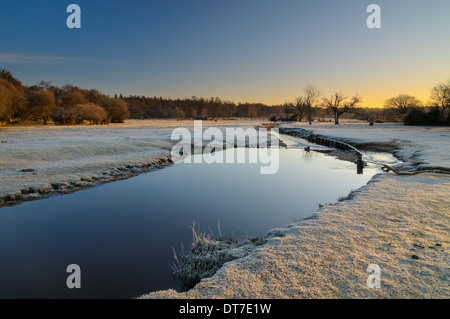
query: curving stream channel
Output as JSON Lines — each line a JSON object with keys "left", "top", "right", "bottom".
{"left": 0, "top": 134, "right": 395, "bottom": 298}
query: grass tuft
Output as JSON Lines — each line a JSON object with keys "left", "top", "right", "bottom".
{"left": 171, "top": 221, "right": 266, "bottom": 291}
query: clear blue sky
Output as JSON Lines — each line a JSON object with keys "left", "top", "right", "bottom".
{"left": 1, "top": 0, "right": 449, "bottom": 106}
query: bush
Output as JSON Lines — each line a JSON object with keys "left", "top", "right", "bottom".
{"left": 100, "top": 97, "right": 129, "bottom": 123}
{"left": 51, "top": 103, "right": 108, "bottom": 125}
{"left": 51, "top": 107, "right": 79, "bottom": 125}
{"left": 404, "top": 107, "right": 442, "bottom": 126}
{"left": 76, "top": 103, "right": 108, "bottom": 124}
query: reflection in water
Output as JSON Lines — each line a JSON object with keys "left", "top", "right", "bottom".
{"left": 0, "top": 148, "right": 380, "bottom": 298}
{"left": 278, "top": 132, "right": 369, "bottom": 175}
{"left": 302, "top": 148, "right": 318, "bottom": 162}
{"left": 303, "top": 144, "right": 363, "bottom": 174}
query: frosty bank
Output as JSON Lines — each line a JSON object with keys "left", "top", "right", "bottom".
{"left": 171, "top": 121, "right": 280, "bottom": 175}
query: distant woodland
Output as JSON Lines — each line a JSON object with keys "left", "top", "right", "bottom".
{"left": 1, "top": 69, "right": 449, "bottom": 126}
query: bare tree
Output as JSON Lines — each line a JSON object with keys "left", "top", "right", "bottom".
{"left": 430, "top": 79, "right": 450, "bottom": 122}
{"left": 322, "top": 91, "right": 361, "bottom": 125}
{"left": 37, "top": 81, "right": 52, "bottom": 91}
{"left": 384, "top": 94, "right": 422, "bottom": 114}
{"left": 295, "top": 85, "right": 321, "bottom": 124}
{"left": 294, "top": 97, "right": 306, "bottom": 122}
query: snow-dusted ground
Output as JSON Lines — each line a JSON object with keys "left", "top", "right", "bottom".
{"left": 279, "top": 120, "right": 450, "bottom": 170}
{"left": 0, "top": 119, "right": 267, "bottom": 206}
{"left": 142, "top": 120, "right": 450, "bottom": 299}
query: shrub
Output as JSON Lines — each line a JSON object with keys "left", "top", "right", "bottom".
{"left": 403, "top": 107, "right": 443, "bottom": 126}
{"left": 76, "top": 103, "right": 108, "bottom": 124}
{"left": 101, "top": 97, "right": 129, "bottom": 123}
{"left": 51, "top": 107, "right": 79, "bottom": 125}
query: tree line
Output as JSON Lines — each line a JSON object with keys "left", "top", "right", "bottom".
{"left": 278, "top": 82, "right": 449, "bottom": 125}
{"left": 1, "top": 68, "right": 449, "bottom": 126}
{"left": 0, "top": 69, "right": 128, "bottom": 125}
{"left": 0, "top": 68, "right": 280, "bottom": 125}
{"left": 124, "top": 95, "right": 282, "bottom": 121}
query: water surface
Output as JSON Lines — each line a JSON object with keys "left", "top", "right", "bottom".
{"left": 0, "top": 146, "right": 379, "bottom": 298}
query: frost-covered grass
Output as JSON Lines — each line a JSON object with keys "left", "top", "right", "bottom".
{"left": 171, "top": 221, "right": 265, "bottom": 291}
{"left": 279, "top": 120, "right": 450, "bottom": 170}
{"left": 0, "top": 119, "right": 265, "bottom": 205}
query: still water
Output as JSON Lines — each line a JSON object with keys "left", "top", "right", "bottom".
{"left": 0, "top": 145, "right": 380, "bottom": 298}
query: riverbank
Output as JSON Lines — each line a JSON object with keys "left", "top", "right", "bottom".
{"left": 279, "top": 121, "right": 450, "bottom": 170}
{"left": 0, "top": 119, "right": 266, "bottom": 207}
{"left": 141, "top": 121, "right": 450, "bottom": 299}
